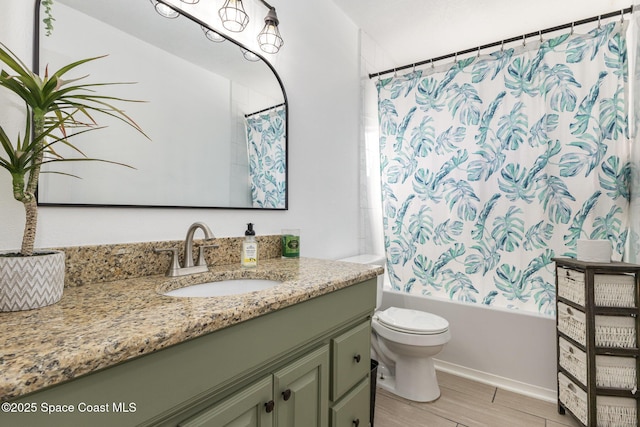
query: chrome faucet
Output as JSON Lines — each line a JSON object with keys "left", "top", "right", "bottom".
{"left": 154, "top": 222, "right": 218, "bottom": 277}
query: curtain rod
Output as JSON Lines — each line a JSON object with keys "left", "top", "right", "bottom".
{"left": 369, "top": 6, "right": 633, "bottom": 79}
{"left": 245, "top": 103, "right": 285, "bottom": 118}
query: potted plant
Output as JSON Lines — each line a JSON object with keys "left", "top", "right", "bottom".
{"left": 0, "top": 42, "right": 146, "bottom": 311}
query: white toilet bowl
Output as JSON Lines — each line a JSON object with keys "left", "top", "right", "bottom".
{"left": 339, "top": 254, "right": 451, "bottom": 402}
{"left": 372, "top": 307, "right": 450, "bottom": 402}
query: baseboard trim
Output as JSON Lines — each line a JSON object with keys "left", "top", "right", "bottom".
{"left": 434, "top": 359, "right": 557, "bottom": 403}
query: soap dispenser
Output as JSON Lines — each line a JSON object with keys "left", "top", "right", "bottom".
{"left": 241, "top": 223, "right": 258, "bottom": 268}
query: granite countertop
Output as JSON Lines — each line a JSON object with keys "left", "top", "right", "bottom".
{"left": 0, "top": 257, "right": 383, "bottom": 402}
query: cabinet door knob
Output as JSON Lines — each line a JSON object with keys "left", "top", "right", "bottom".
{"left": 353, "top": 354, "right": 361, "bottom": 363}
{"left": 353, "top": 418, "right": 360, "bottom": 426}
{"left": 282, "top": 389, "right": 292, "bottom": 401}
{"left": 265, "top": 400, "right": 275, "bottom": 413}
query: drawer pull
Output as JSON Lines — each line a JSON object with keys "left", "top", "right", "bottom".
{"left": 265, "top": 400, "right": 275, "bottom": 413}
{"left": 282, "top": 389, "right": 292, "bottom": 401}
{"left": 353, "top": 419, "right": 360, "bottom": 426}
{"left": 353, "top": 354, "right": 361, "bottom": 363}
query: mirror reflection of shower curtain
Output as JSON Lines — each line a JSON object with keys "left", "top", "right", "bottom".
{"left": 377, "top": 21, "right": 630, "bottom": 315}
{"left": 245, "top": 105, "right": 287, "bottom": 208}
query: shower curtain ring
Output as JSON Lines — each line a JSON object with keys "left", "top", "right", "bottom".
{"left": 430, "top": 59, "right": 434, "bottom": 69}
{"left": 621, "top": 9, "right": 625, "bottom": 23}
{"left": 500, "top": 40, "right": 504, "bottom": 52}
{"left": 522, "top": 34, "right": 526, "bottom": 47}
{"left": 570, "top": 22, "right": 574, "bottom": 35}
{"left": 539, "top": 30, "right": 543, "bottom": 43}
{"left": 393, "top": 68, "right": 397, "bottom": 77}
{"left": 598, "top": 15, "right": 601, "bottom": 29}
{"left": 477, "top": 46, "right": 480, "bottom": 58}
{"left": 454, "top": 52, "right": 458, "bottom": 63}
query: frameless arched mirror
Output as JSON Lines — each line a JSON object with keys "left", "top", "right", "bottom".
{"left": 35, "top": 0, "right": 288, "bottom": 209}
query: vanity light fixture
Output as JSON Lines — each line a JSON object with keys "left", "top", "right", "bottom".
{"left": 257, "top": 7, "right": 283, "bottom": 54}
{"left": 152, "top": 0, "right": 284, "bottom": 55}
{"left": 201, "top": 25, "right": 226, "bottom": 42}
{"left": 219, "top": 0, "right": 250, "bottom": 32}
{"left": 150, "top": 0, "right": 179, "bottom": 18}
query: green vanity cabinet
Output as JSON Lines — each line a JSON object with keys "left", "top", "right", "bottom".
{"left": 2, "top": 278, "right": 376, "bottom": 427}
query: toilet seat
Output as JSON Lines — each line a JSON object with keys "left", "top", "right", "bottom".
{"left": 375, "top": 307, "right": 449, "bottom": 335}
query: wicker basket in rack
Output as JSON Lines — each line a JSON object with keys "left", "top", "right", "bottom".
{"left": 559, "top": 337, "right": 637, "bottom": 390}
{"left": 557, "top": 302, "right": 636, "bottom": 348}
{"left": 557, "top": 268, "right": 636, "bottom": 308}
{"left": 559, "top": 373, "right": 637, "bottom": 427}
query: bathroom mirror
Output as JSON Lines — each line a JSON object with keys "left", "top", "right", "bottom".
{"left": 34, "top": 0, "right": 288, "bottom": 209}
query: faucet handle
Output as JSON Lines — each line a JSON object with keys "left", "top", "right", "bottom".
{"left": 154, "top": 247, "right": 181, "bottom": 276}
{"left": 197, "top": 244, "right": 219, "bottom": 267}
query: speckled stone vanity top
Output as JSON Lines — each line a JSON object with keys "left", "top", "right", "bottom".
{"left": 0, "top": 257, "right": 383, "bottom": 401}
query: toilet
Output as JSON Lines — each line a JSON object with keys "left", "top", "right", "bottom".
{"left": 339, "top": 254, "right": 451, "bottom": 402}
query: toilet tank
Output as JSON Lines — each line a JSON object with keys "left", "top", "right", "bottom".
{"left": 338, "top": 254, "right": 385, "bottom": 309}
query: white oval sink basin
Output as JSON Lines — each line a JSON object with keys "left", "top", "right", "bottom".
{"left": 164, "top": 279, "right": 281, "bottom": 297}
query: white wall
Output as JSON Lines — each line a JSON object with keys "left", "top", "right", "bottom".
{"left": 0, "top": 0, "right": 362, "bottom": 260}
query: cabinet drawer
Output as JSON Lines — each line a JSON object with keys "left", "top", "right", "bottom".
{"left": 557, "top": 302, "right": 636, "bottom": 348}
{"left": 558, "top": 372, "right": 637, "bottom": 427}
{"left": 557, "top": 267, "right": 636, "bottom": 308}
{"left": 330, "top": 379, "right": 369, "bottom": 427}
{"left": 331, "top": 321, "right": 371, "bottom": 400}
{"left": 559, "top": 337, "right": 637, "bottom": 390}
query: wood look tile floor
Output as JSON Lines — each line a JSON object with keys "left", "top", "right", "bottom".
{"left": 373, "top": 371, "right": 582, "bottom": 427}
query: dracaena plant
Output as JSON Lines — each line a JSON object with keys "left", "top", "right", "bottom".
{"left": 0, "top": 42, "right": 147, "bottom": 256}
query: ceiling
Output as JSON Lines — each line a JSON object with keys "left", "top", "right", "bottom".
{"left": 330, "top": 0, "right": 631, "bottom": 74}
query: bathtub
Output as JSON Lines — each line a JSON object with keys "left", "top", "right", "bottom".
{"left": 379, "top": 288, "right": 557, "bottom": 402}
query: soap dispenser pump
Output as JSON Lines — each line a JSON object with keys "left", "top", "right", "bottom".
{"left": 241, "top": 223, "right": 258, "bottom": 268}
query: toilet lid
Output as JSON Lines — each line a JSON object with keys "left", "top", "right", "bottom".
{"left": 376, "top": 307, "right": 449, "bottom": 335}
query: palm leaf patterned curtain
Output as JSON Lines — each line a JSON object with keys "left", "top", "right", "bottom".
{"left": 245, "top": 105, "right": 287, "bottom": 208}
{"left": 628, "top": 7, "right": 640, "bottom": 264}
{"left": 377, "top": 22, "right": 630, "bottom": 315}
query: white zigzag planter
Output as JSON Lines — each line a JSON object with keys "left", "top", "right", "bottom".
{"left": 0, "top": 251, "right": 65, "bottom": 312}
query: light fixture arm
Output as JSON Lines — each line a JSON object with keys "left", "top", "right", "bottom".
{"left": 258, "top": 0, "right": 274, "bottom": 10}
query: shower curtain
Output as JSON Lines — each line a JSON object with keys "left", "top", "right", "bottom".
{"left": 628, "top": 7, "right": 640, "bottom": 264}
{"left": 377, "top": 21, "right": 630, "bottom": 315}
{"left": 245, "top": 105, "right": 287, "bottom": 209}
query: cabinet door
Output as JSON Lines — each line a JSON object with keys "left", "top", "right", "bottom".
{"left": 274, "top": 345, "right": 329, "bottom": 427}
{"left": 179, "top": 376, "right": 274, "bottom": 427}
